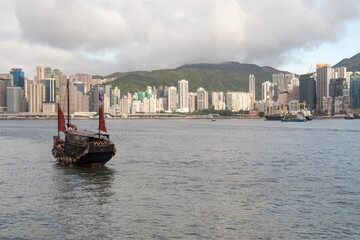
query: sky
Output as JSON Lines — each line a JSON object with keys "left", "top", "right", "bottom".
{"left": 1, "top": 0, "right": 360, "bottom": 79}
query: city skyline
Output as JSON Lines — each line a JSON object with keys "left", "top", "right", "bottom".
{"left": 0, "top": 1, "right": 360, "bottom": 77}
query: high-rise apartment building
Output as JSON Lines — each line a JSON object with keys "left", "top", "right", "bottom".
{"left": 197, "top": 87, "right": 208, "bottom": 110}
{"left": 262, "top": 81, "right": 273, "bottom": 101}
{"left": 316, "top": 64, "right": 331, "bottom": 111}
{"left": 226, "top": 91, "right": 251, "bottom": 111}
{"left": 211, "top": 91, "right": 225, "bottom": 110}
{"left": 28, "top": 82, "right": 45, "bottom": 113}
{"left": 90, "top": 85, "right": 104, "bottom": 112}
{"left": 189, "top": 93, "right": 197, "bottom": 112}
{"left": 76, "top": 74, "right": 92, "bottom": 93}
{"left": 249, "top": 74, "right": 255, "bottom": 100}
{"left": 178, "top": 79, "right": 189, "bottom": 112}
{"left": 168, "top": 86, "right": 177, "bottom": 111}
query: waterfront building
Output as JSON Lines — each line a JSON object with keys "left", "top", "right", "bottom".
{"left": 249, "top": 74, "right": 255, "bottom": 100}
{"left": 42, "top": 103, "right": 56, "bottom": 113}
{"left": 178, "top": 79, "right": 189, "bottom": 112}
{"left": 44, "top": 78, "right": 56, "bottom": 103}
{"left": 316, "top": 64, "right": 331, "bottom": 111}
{"left": 28, "top": 82, "right": 45, "bottom": 113}
{"left": 0, "top": 74, "right": 11, "bottom": 112}
{"left": 211, "top": 91, "right": 225, "bottom": 110}
{"left": 131, "top": 100, "right": 141, "bottom": 113}
{"left": 350, "top": 73, "right": 360, "bottom": 113}
{"left": 329, "top": 78, "right": 346, "bottom": 107}
{"left": 10, "top": 68, "right": 25, "bottom": 90}
{"left": 262, "top": 81, "right": 273, "bottom": 101}
{"left": 149, "top": 94, "right": 157, "bottom": 113}
{"left": 6, "top": 86, "right": 22, "bottom": 113}
{"left": 334, "top": 96, "right": 349, "bottom": 114}
{"left": 226, "top": 91, "right": 251, "bottom": 111}
{"left": 60, "top": 82, "right": 90, "bottom": 113}
{"left": 119, "top": 96, "right": 130, "bottom": 114}
{"left": 197, "top": 87, "right": 208, "bottom": 110}
{"left": 189, "top": 93, "right": 197, "bottom": 112}
{"left": 168, "top": 86, "right": 177, "bottom": 111}
{"left": 322, "top": 96, "right": 333, "bottom": 115}
{"left": 90, "top": 85, "right": 104, "bottom": 112}
{"left": 278, "top": 91, "right": 290, "bottom": 105}
{"left": 299, "top": 74, "right": 316, "bottom": 111}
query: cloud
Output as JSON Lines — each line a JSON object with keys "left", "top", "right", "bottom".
{"left": 0, "top": 0, "right": 359, "bottom": 77}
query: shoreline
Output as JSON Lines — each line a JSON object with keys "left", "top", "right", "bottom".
{"left": 0, "top": 114, "right": 348, "bottom": 120}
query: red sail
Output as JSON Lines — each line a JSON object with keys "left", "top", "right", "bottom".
{"left": 99, "top": 107, "right": 107, "bottom": 133}
{"left": 58, "top": 107, "right": 66, "bottom": 133}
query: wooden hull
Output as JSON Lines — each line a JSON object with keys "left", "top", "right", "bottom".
{"left": 52, "top": 140, "right": 116, "bottom": 166}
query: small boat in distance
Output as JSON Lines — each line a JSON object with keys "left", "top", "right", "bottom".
{"left": 344, "top": 114, "right": 355, "bottom": 120}
{"left": 52, "top": 81, "right": 116, "bottom": 166}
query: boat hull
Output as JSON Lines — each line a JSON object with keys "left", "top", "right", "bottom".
{"left": 52, "top": 140, "right": 116, "bottom": 166}
{"left": 281, "top": 119, "right": 307, "bottom": 122}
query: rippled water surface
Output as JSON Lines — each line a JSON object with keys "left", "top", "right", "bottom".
{"left": 0, "top": 119, "right": 360, "bottom": 239}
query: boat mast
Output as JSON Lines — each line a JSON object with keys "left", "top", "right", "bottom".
{"left": 99, "top": 106, "right": 101, "bottom": 140}
{"left": 67, "top": 79, "right": 70, "bottom": 128}
{"left": 58, "top": 102, "right": 60, "bottom": 138}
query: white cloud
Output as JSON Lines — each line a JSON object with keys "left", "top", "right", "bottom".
{"left": 0, "top": 0, "right": 359, "bottom": 77}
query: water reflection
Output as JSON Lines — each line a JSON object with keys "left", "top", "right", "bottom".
{"left": 51, "top": 165, "right": 115, "bottom": 238}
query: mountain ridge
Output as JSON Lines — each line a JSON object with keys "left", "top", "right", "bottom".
{"left": 100, "top": 61, "right": 288, "bottom": 100}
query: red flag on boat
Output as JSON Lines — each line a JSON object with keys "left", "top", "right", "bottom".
{"left": 99, "top": 107, "right": 107, "bottom": 133}
{"left": 58, "top": 107, "right": 66, "bottom": 133}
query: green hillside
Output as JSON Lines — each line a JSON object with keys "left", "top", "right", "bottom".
{"left": 333, "top": 52, "right": 360, "bottom": 72}
{"left": 98, "top": 62, "right": 287, "bottom": 100}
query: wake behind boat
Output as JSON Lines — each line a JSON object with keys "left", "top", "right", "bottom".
{"left": 52, "top": 81, "right": 116, "bottom": 166}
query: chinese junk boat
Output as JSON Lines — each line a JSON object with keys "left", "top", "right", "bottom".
{"left": 52, "top": 82, "right": 116, "bottom": 166}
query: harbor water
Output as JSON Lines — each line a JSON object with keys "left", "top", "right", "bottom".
{"left": 0, "top": 119, "right": 359, "bottom": 239}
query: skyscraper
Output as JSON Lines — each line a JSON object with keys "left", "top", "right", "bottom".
{"left": 299, "top": 74, "right": 316, "bottom": 111}
{"left": 44, "top": 79, "right": 56, "bottom": 103}
{"left": 53, "top": 68, "right": 61, "bottom": 89}
{"left": 178, "top": 79, "right": 189, "bottom": 112}
{"left": 6, "top": 86, "right": 22, "bottom": 113}
{"left": 249, "top": 74, "right": 255, "bottom": 100}
{"left": 36, "top": 66, "right": 45, "bottom": 83}
{"left": 316, "top": 64, "right": 331, "bottom": 111}
{"left": 350, "top": 73, "right": 360, "bottom": 111}
{"left": 10, "top": 68, "right": 25, "bottom": 90}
